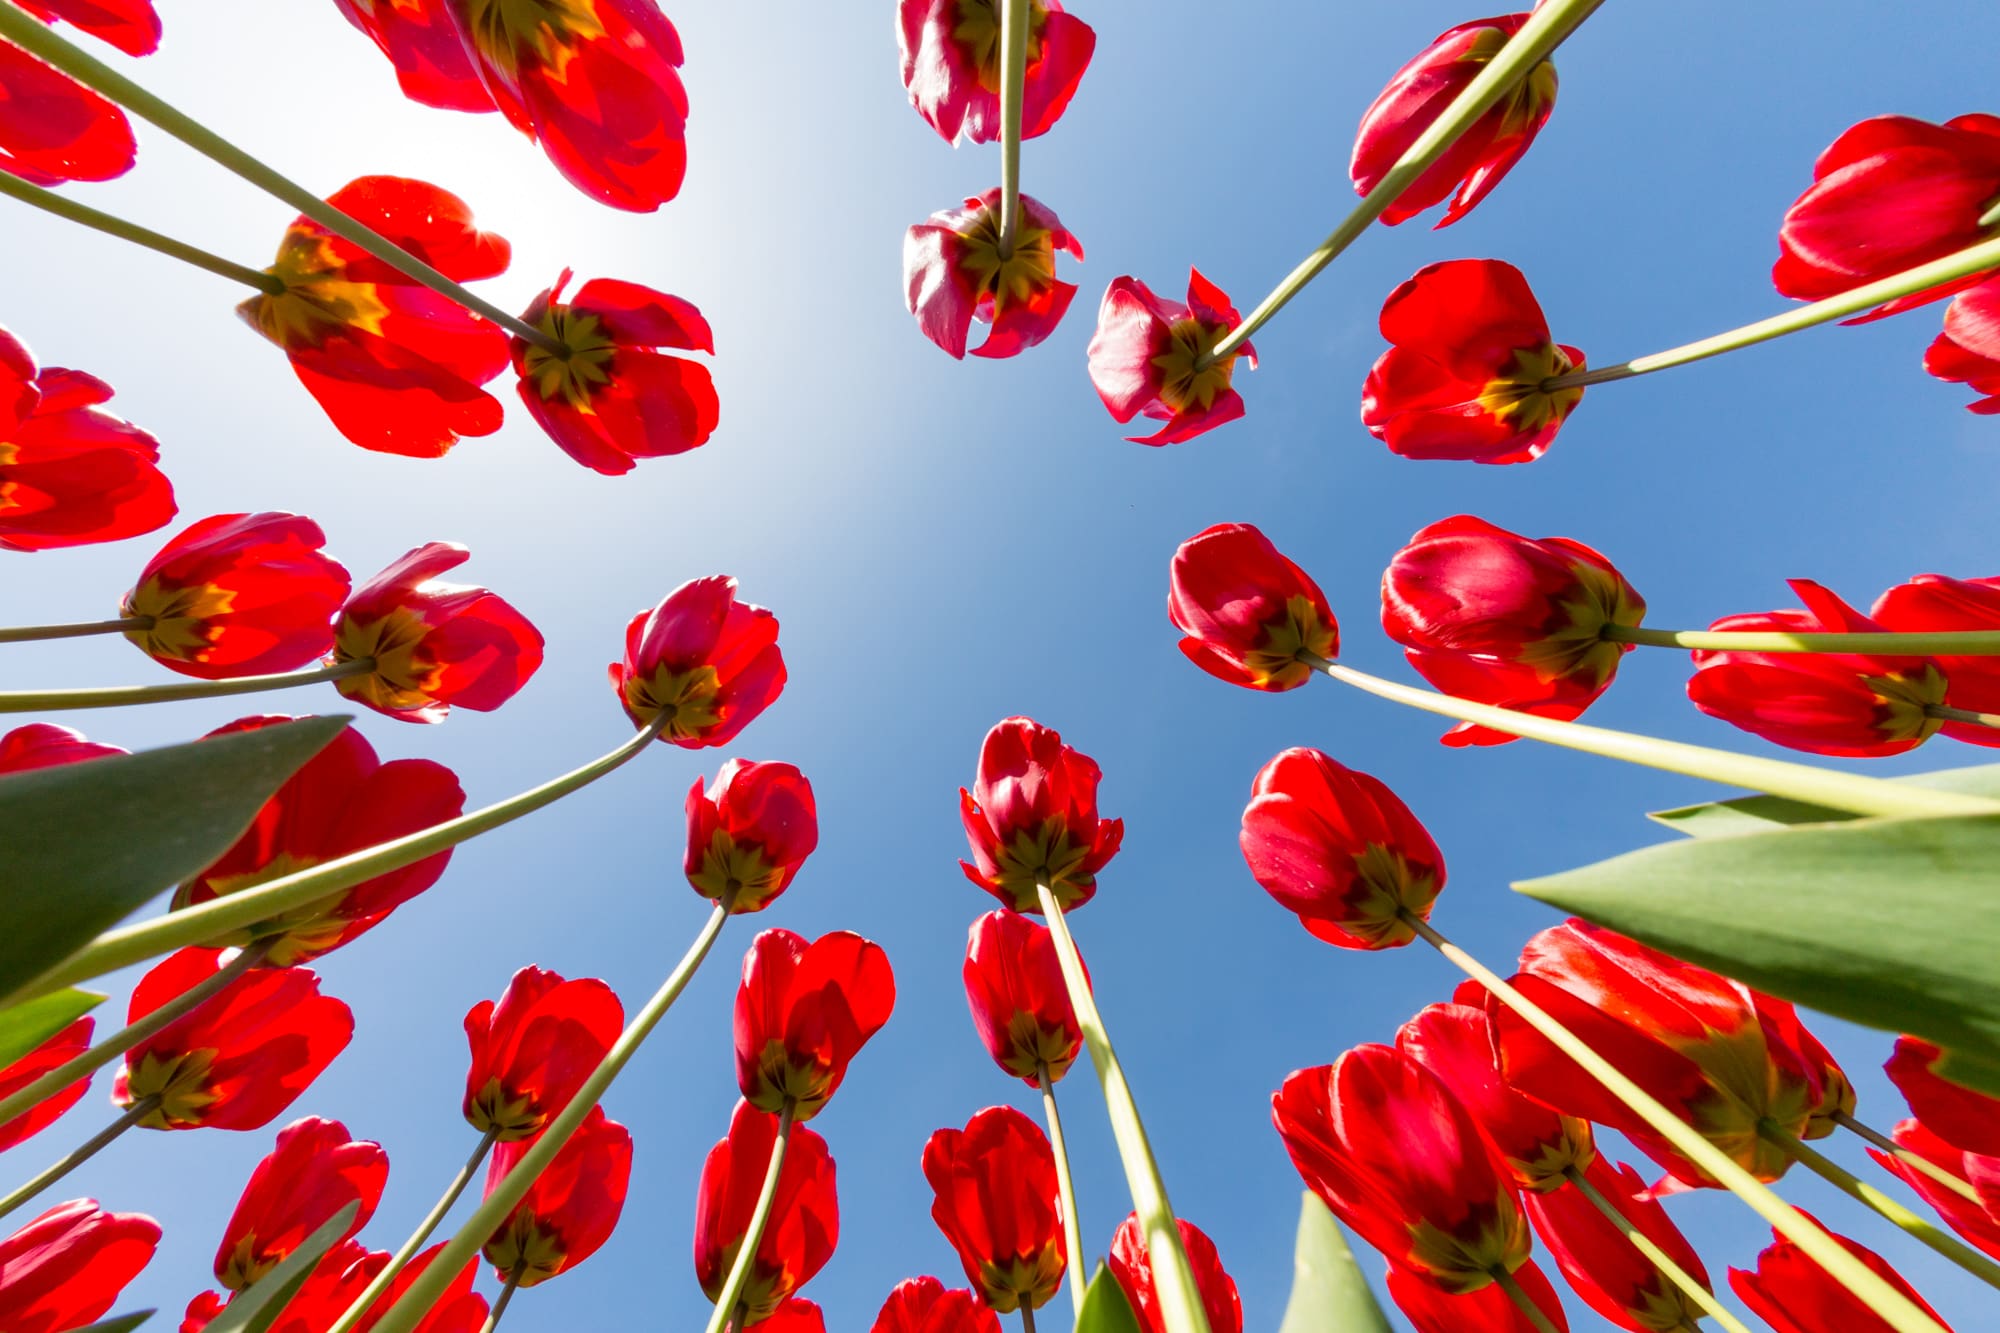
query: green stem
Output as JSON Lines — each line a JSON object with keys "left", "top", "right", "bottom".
{"left": 1037, "top": 1060, "right": 1088, "bottom": 1319}
{"left": 1833, "top": 1111, "right": 1982, "bottom": 1205}
{"left": 0, "top": 657, "right": 374, "bottom": 714}
{"left": 1763, "top": 1126, "right": 2000, "bottom": 1290}
{"left": 1205, "top": 0, "right": 1603, "bottom": 364}
{"left": 1607, "top": 624, "right": 2000, "bottom": 655}
{"left": 0, "top": 171, "right": 281, "bottom": 293}
{"left": 1493, "top": 1267, "right": 1560, "bottom": 1333}
{"left": 0, "top": 1, "right": 560, "bottom": 354}
{"left": 1928, "top": 704, "right": 2000, "bottom": 730}
{"left": 1562, "top": 1163, "right": 1753, "bottom": 1333}
{"left": 996, "top": 0, "right": 1030, "bottom": 257}
{"left": 325, "top": 1128, "right": 501, "bottom": 1333}
{"left": 0, "top": 1095, "right": 156, "bottom": 1221}
{"left": 1310, "top": 657, "right": 2000, "bottom": 820}
{"left": 700, "top": 1101, "right": 795, "bottom": 1333}
{"left": 0, "top": 715, "right": 673, "bottom": 1008}
{"left": 1549, "top": 234, "right": 2000, "bottom": 389}
{"left": 1035, "top": 882, "right": 1212, "bottom": 1333}
{"left": 367, "top": 898, "right": 735, "bottom": 1333}
{"left": 478, "top": 1270, "right": 521, "bottom": 1333}
{"left": 0, "top": 616, "right": 153, "bottom": 645}
{"left": 1402, "top": 913, "right": 1949, "bottom": 1333}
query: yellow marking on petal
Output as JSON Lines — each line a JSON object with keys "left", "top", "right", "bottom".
{"left": 1402, "top": 1200, "right": 1529, "bottom": 1294}
{"left": 1244, "top": 594, "right": 1338, "bottom": 688}
{"left": 123, "top": 578, "right": 236, "bottom": 663}
{"left": 1457, "top": 28, "right": 1556, "bottom": 133}
{"left": 124, "top": 1046, "right": 222, "bottom": 1128}
{"left": 1865, "top": 663, "right": 1949, "bottom": 743}
{"left": 177, "top": 852, "right": 342, "bottom": 966}
{"left": 334, "top": 606, "right": 444, "bottom": 714}
{"left": 1521, "top": 560, "right": 1645, "bottom": 686}
{"left": 470, "top": 1078, "right": 548, "bottom": 1142}
{"left": 989, "top": 817, "right": 1093, "bottom": 911}
{"left": 459, "top": 0, "right": 604, "bottom": 80}
{"left": 1001, "top": 1010, "right": 1076, "bottom": 1083}
{"left": 954, "top": 205, "right": 1059, "bottom": 314}
{"left": 689, "top": 832, "right": 784, "bottom": 912}
{"left": 484, "top": 1214, "right": 568, "bottom": 1287}
{"left": 520, "top": 303, "right": 617, "bottom": 410}
{"left": 951, "top": 0, "right": 1050, "bottom": 92}
{"left": 239, "top": 232, "right": 391, "bottom": 352}
{"left": 623, "top": 663, "right": 724, "bottom": 743}
{"left": 1477, "top": 342, "right": 1582, "bottom": 434}
{"left": 1151, "top": 315, "right": 1240, "bottom": 414}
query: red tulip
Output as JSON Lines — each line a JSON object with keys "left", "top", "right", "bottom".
{"left": 175, "top": 715, "right": 465, "bottom": 966}
{"left": 331, "top": 541, "right": 545, "bottom": 723}
{"left": 1885, "top": 1035, "right": 2000, "bottom": 1157}
{"left": 1729, "top": 1213, "right": 1955, "bottom": 1333}
{"left": 685, "top": 759, "right": 819, "bottom": 913}
{"left": 1688, "top": 579, "right": 1948, "bottom": 757}
{"left": 1381, "top": 516, "right": 1642, "bottom": 745}
{"left": 760, "top": 1300, "right": 827, "bottom": 1333}
{"left": 511, "top": 270, "right": 717, "bottom": 474}
{"left": 959, "top": 716, "right": 1122, "bottom": 913}
{"left": 1088, "top": 268, "right": 1255, "bottom": 445}
{"left": 463, "top": 966, "right": 624, "bottom": 1141}
{"left": 0, "top": 329, "right": 173, "bottom": 551}
{"left": 118, "top": 513, "right": 349, "bottom": 680}
{"left": 1363, "top": 260, "right": 1584, "bottom": 465}
{"left": 923, "top": 1104, "right": 1065, "bottom": 1314}
{"left": 0, "top": 1199, "right": 160, "bottom": 1333}
{"left": 896, "top": 0, "right": 1094, "bottom": 145}
{"left": 1525, "top": 1157, "right": 1709, "bottom": 1332}
{"left": 482, "top": 1106, "right": 632, "bottom": 1287}
{"left": 1168, "top": 523, "right": 1339, "bottom": 692}
{"left": 1926, "top": 316, "right": 2000, "bottom": 414}
{"left": 1386, "top": 1259, "right": 1570, "bottom": 1333}
{"left": 214, "top": 1116, "right": 387, "bottom": 1291}
{"left": 0, "top": 2, "right": 152, "bottom": 184}
{"left": 333, "top": 0, "right": 490, "bottom": 112}
{"left": 1868, "top": 1119, "right": 2000, "bottom": 1261}
{"left": 904, "top": 189, "right": 1083, "bottom": 359}
{"left": 17, "top": 1, "right": 160, "bottom": 55}
{"left": 963, "top": 909, "right": 1083, "bottom": 1087}
{"left": 0, "top": 723, "right": 125, "bottom": 775}
{"left": 185, "top": 1238, "right": 488, "bottom": 1333}
{"left": 1109, "top": 1212, "right": 1242, "bottom": 1333}
{"left": 1240, "top": 748, "right": 1445, "bottom": 950}
{"left": 1271, "top": 1047, "right": 1531, "bottom": 1293}
{"left": 1774, "top": 115, "right": 2000, "bottom": 318}
{"left": 694, "top": 1100, "right": 840, "bottom": 1323}
{"left": 1872, "top": 572, "right": 2000, "bottom": 749}
{"left": 238, "top": 175, "right": 511, "bottom": 457}
{"left": 869, "top": 1275, "right": 999, "bottom": 1333}
{"left": 0, "top": 1017, "right": 92, "bottom": 1152}
{"left": 1351, "top": 14, "right": 1556, "bottom": 228}
{"left": 114, "top": 946, "right": 353, "bottom": 1130}
{"left": 735, "top": 929, "right": 895, "bottom": 1121}
{"left": 611, "top": 576, "right": 786, "bottom": 747}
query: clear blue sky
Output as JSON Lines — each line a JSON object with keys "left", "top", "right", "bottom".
{"left": 5, "top": 3, "right": 1999, "bottom": 1329}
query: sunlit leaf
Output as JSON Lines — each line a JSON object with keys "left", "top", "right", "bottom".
{"left": 1278, "top": 1191, "right": 1392, "bottom": 1333}
{"left": 202, "top": 1201, "right": 360, "bottom": 1333}
{"left": 0, "top": 987, "right": 103, "bottom": 1066}
{"left": 1077, "top": 1262, "right": 1142, "bottom": 1333}
{"left": 71, "top": 1313, "right": 154, "bottom": 1333}
{"left": 1651, "top": 762, "right": 2000, "bottom": 837}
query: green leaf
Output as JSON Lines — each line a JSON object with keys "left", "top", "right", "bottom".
{"left": 203, "top": 1201, "right": 359, "bottom": 1333}
{"left": 1651, "top": 762, "right": 2000, "bottom": 837}
{"left": 1278, "top": 1191, "right": 1392, "bottom": 1333}
{"left": 0, "top": 716, "right": 348, "bottom": 1000}
{"left": 0, "top": 987, "right": 104, "bottom": 1066}
{"left": 71, "top": 1313, "right": 154, "bottom": 1333}
{"left": 1077, "top": 1262, "right": 1142, "bottom": 1333}
{"left": 1517, "top": 813, "right": 2000, "bottom": 1094}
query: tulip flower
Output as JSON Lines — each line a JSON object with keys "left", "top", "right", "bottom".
{"left": 511, "top": 270, "right": 717, "bottom": 474}
{"left": 116, "top": 512, "right": 350, "bottom": 679}
{"left": 611, "top": 576, "right": 786, "bottom": 746}
{"left": 1525, "top": 1158, "right": 1710, "bottom": 1332}
{"left": 463, "top": 966, "right": 624, "bottom": 1141}
{"left": 1382, "top": 516, "right": 1642, "bottom": 744}
{"left": 1240, "top": 748, "right": 1445, "bottom": 950}
{"left": 0, "top": 1, "right": 156, "bottom": 184}
{"left": 0, "top": 328, "right": 173, "bottom": 551}
{"left": 962, "top": 909, "right": 1083, "bottom": 1087}
{"left": 1774, "top": 114, "right": 2000, "bottom": 317}
{"left": 1088, "top": 268, "right": 1255, "bottom": 445}
{"left": 0, "top": 1016, "right": 92, "bottom": 1152}
{"left": 1351, "top": 13, "right": 1557, "bottom": 228}
{"left": 1362, "top": 260, "right": 1585, "bottom": 464}
{"left": 695, "top": 1100, "right": 840, "bottom": 1323}
{"left": 1386, "top": 1260, "right": 1570, "bottom": 1332}
{"left": 923, "top": 1105, "right": 1065, "bottom": 1315}
{"left": 330, "top": 541, "right": 545, "bottom": 723}
{"left": 1688, "top": 580, "right": 1949, "bottom": 757}
{"left": 175, "top": 716, "right": 466, "bottom": 966}
{"left": 1872, "top": 572, "right": 2000, "bottom": 748}
{"left": 214, "top": 1116, "right": 387, "bottom": 1291}
{"left": 16, "top": 1, "right": 160, "bottom": 56}
{"left": 959, "top": 716, "right": 1123, "bottom": 913}
{"left": 735, "top": 929, "right": 896, "bottom": 1121}
{"left": 1109, "top": 1212, "right": 1242, "bottom": 1333}
{"left": 483, "top": 1106, "right": 633, "bottom": 1288}
{"left": 904, "top": 189, "right": 1083, "bottom": 359}
{"left": 1730, "top": 1213, "right": 1955, "bottom": 1333}
{"left": 685, "top": 759, "right": 819, "bottom": 913}
{"left": 238, "top": 175, "right": 512, "bottom": 456}
{"left": 186, "top": 1238, "right": 489, "bottom": 1333}
{"left": 0, "top": 723, "right": 125, "bottom": 775}
{"left": 760, "top": 1300, "right": 827, "bottom": 1333}
{"left": 1867, "top": 1119, "right": 2000, "bottom": 1261}
{"left": 332, "top": 0, "right": 490, "bottom": 112}
{"left": 114, "top": 946, "right": 353, "bottom": 1130}
{"left": 896, "top": 0, "right": 1095, "bottom": 144}
{"left": 1168, "top": 523, "right": 1339, "bottom": 692}
{"left": 0, "top": 1199, "right": 160, "bottom": 1333}
{"left": 869, "top": 1276, "right": 999, "bottom": 1333}
{"left": 1271, "top": 1047, "right": 1532, "bottom": 1293}
{"left": 1927, "top": 319, "right": 2000, "bottom": 412}
{"left": 1885, "top": 1036, "right": 2000, "bottom": 1157}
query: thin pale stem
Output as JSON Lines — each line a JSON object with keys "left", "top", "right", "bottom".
{"left": 1019, "top": 1303, "right": 1039, "bottom": 1333}
{"left": 1035, "top": 882, "right": 1212, "bottom": 1333}
{"left": 1563, "top": 1163, "right": 1754, "bottom": 1333}
{"left": 1982, "top": 199, "right": 2000, "bottom": 230}
{"left": 1763, "top": 1126, "right": 2000, "bottom": 1290}
{"left": 367, "top": 898, "right": 735, "bottom": 1333}
{"left": 701, "top": 1101, "right": 796, "bottom": 1333}
{"left": 0, "top": 657, "right": 374, "bottom": 714}
{"left": 996, "top": 0, "right": 1030, "bottom": 256}
{"left": 1037, "top": 1061, "right": 1088, "bottom": 1318}
{"left": 325, "top": 1128, "right": 502, "bottom": 1333}
{"left": 723, "top": 1313, "right": 744, "bottom": 1333}
{"left": 1309, "top": 657, "right": 2000, "bottom": 820}
{"left": 1928, "top": 704, "right": 2000, "bottom": 730}
{"left": 0, "top": 617, "right": 152, "bottom": 645}
{"left": 0, "top": 171, "right": 281, "bottom": 293}
{"left": 1607, "top": 624, "right": 2000, "bottom": 655}
{"left": 478, "top": 1270, "right": 522, "bottom": 1333}
{"left": 1493, "top": 1267, "right": 1560, "bottom": 1333}
{"left": 0, "top": 1095, "right": 156, "bottom": 1221}
{"left": 1205, "top": 0, "right": 1603, "bottom": 364}
{"left": 1834, "top": 1111, "right": 1982, "bottom": 1204}
{"left": 1402, "top": 913, "right": 1949, "bottom": 1333}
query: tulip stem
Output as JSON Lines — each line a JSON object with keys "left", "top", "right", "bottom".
{"left": 701, "top": 1100, "right": 796, "bottom": 1333}
{"left": 996, "top": 0, "right": 1030, "bottom": 257}
{"left": 1761, "top": 1125, "right": 2000, "bottom": 1290}
{"left": 367, "top": 896, "right": 736, "bottom": 1333}
{"left": 1035, "top": 882, "right": 1213, "bottom": 1333}
{"left": 1037, "top": 1060, "right": 1089, "bottom": 1319}
{"left": 325, "top": 1127, "right": 502, "bottom": 1333}
{"left": 1562, "top": 1163, "right": 1754, "bottom": 1333}
{"left": 1307, "top": 656, "right": 2000, "bottom": 821}
{"left": 0, "top": 1, "right": 562, "bottom": 354}
{"left": 1202, "top": 0, "right": 1603, "bottom": 366}
{"left": 1545, "top": 234, "right": 2000, "bottom": 390}
{"left": 0, "top": 171, "right": 283, "bottom": 294}
{"left": 0, "top": 1094, "right": 157, "bottom": 1222}
{"left": 0, "top": 616, "right": 153, "bottom": 645}
{"left": 1018, "top": 1303, "right": 1039, "bottom": 1333}
{"left": 0, "top": 657, "right": 375, "bottom": 714}
{"left": 1492, "top": 1267, "right": 1560, "bottom": 1333}
{"left": 1400, "top": 912, "right": 1950, "bottom": 1333}
{"left": 478, "top": 1270, "right": 521, "bottom": 1333}
{"left": 1832, "top": 1111, "right": 1983, "bottom": 1204}
{"left": 1927, "top": 704, "right": 2000, "bottom": 729}
{"left": 1605, "top": 625, "right": 2000, "bottom": 655}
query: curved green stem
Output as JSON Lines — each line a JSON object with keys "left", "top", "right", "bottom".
{"left": 1035, "top": 882, "right": 1211, "bottom": 1333}
{"left": 996, "top": 0, "right": 1030, "bottom": 256}
{"left": 701, "top": 1101, "right": 795, "bottom": 1333}
{"left": 1607, "top": 625, "right": 2000, "bottom": 655}
{"left": 1834, "top": 1111, "right": 1982, "bottom": 1205}
{"left": 1928, "top": 704, "right": 2000, "bottom": 730}
{"left": 0, "top": 616, "right": 153, "bottom": 645}
{"left": 0, "top": 1095, "right": 156, "bottom": 1221}
{"left": 478, "top": 1270, "right": 522, "bottom": 1333}
{"left": 0, "top": 657, "right": 373, "bottom": 714}
{"left": 325, "top": 1128, "right": 501, "bottom": 1333}
{"left": 1309, "top": 657, "right": 2000, "bottom": 820}
{"left": 1493, "top": 1267, "right": 1560, "bottom": 1333}
{"left": 1562, "top": 1164, "right": 1752, "bottom": 1333}
{"left": 1205, "top": 0, "right": 1603, "bottom": 364}
{"left": 1037, "top": 1061, "right": 1088, "bottom": 1319}
{"left": 0, "top": 171, "right": 280, "bottom": 293}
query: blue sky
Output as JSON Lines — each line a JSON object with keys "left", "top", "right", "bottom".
{"left": 5, "top": 2, "right": 2000, "bottom": 1329}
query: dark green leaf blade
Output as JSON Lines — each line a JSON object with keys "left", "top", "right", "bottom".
{"left": 1077, "top": 1262, "right": 1143, "bottom": 1333}
{"left": 0, "top": 987, "right": 104, "bottom": 1066}
{"left": 72, "top": 1313, "right": 154, "bottom": 1333}
{"left": 203, "top": 1201, "right": 359, "bottom": 1333}
{"left": 1279, "top": 1191, "right": 1393, "bottom": 1333}
{"left": 1651, "top": 762, "right": 2000, "bottom": 837}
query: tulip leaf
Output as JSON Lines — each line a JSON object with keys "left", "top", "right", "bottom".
{"left": 203, "top": 1201, "right": 359, "bottom": 1333}
{"left": 72, "top": 1314, "right": 154, "bottom": 1333}
{"left": 1279, "top": 1191, "right": 1393, "bottom": 1333}
{"left": 0, "top": 716, "right": 349, "bottom": 1000}
{"left": 1077, "top": 1262, "right": 1142, "bottom": 1333}
{"left": 1517, "top": 813, "right": 2000, "bottom": 1094}
{"left": 0, "top": 987, "right": 103, "bottom": 1066}
{"left": 1650, "top": 762, "right": 2000, "bottom": 837}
